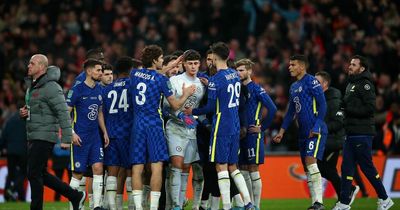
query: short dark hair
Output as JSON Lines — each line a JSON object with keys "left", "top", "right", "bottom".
{"left": 102, "top": 63, "right": 113, "bottom": 72}
{"left": 163, "top": 55, "right": 178, "bottom": 66}
{"left": 132, "top": 59, "right": 143, "bottom": 69}
{"left": 172, "top": 50, "right": 184, "bottom": 57}
{"left": 86, "top": 48, "right": 104, "bottom": 60}
{"left": 115, "top": 56, "right": 135, "bottom": 74}
{"left": 141, "top": 45, "right": 163, "bottom": 68}
{"left": 206, "top": 49, "right": 213, "bottom": 55}
{"left": 210, "top": 42, "right": 230, "bottom": 60}
{"left": 290, "top": 54, "right": 309, "bottom": 69}
{"left": 351, "top": 55, "right": 369, "bottom": 71}
{"left": 184, "top": 50, "right": 201, "bottom": 61}
{"left": 83, "top": 59, "right": 103, "bottom": 71}
{"left": 227, "top": 59, "right": 236, "bottom": 68}
{"left": 315, "top": 71, "right": 331, "bottom": 86}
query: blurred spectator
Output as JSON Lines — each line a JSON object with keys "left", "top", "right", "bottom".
{"left": 0, "top": 99, "right": 27, "bottom": 201}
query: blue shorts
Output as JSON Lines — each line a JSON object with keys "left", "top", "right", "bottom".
{"left": 209, "top": 134, "right": 240, "bottom": 164}
{"left": 299, "top": 133, "right": 327, "bottom": 160}
{"left": 104, "top": 137, "right": 130, "bottom": 169}
{"left": 239, "top": 133, "right": 264, "bottom": 165}
{"left": 70, "top": 132, "right": 103, "bottom": 173}
{"left": 130, "top": 119, "right": 169, "bottom": 164}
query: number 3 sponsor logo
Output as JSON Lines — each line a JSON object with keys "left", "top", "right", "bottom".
{"left": 87, "top": 104, "right": 98, "bottom": 120}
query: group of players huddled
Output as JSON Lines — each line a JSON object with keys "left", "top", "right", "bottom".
{"left": 66, "top": 41, "right": 286, "bottom": 210}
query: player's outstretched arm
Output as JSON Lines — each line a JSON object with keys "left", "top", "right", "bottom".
{"left": 166, "top": 83, "right": 196, "bottom": 111}
{"left": 98, "top": 106, "right": 109, "bottom": 147}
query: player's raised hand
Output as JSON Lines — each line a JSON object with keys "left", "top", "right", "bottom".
{"left": 248, "top": 125, "right": 261, "bottom": 134}
{"left": 104, "top": 132, "right": 110, "bottom": 148}
{"left": 182, "top": 83, "right": 196, "bottom": 97}
{"left": 72, "top": 133, "right": 82, "bottom": 146}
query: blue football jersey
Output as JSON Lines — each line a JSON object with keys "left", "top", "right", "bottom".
{"left": 130, "top": 68, "right": 173, "bottom": 120}
{"left": 245, "top": 81, "right": 277, "bottom": 131}
{"left": 73, "top": 71, "right": 86, "bottom": 87}
{"left": 102, "top": 77, "right": 132, "bottom": 138}
{"left": 66, "top": 82, "right": 103, "bottom": 136}
{"left": 282, "top": 74, "right": 327, "bottom": 138}
{"left": 208, "top": 68, "right": 241, "bottom": 135}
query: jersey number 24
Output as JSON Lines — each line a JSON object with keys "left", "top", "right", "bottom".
{"left": 107, "top": 89, "right": 129, "bottom": 113}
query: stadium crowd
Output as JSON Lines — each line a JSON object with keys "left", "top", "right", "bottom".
{"left": 0, "top": 0, "right": 399, "bottom": 156}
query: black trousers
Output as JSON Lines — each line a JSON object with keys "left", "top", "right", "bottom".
{"left": 317, "top": 148, "right": 341, "bottom": 198}
{"left": 6, "top": 154, "right": 27, "bottom": 201}
{"left": 339, "top": 136, "right": 388, "bottom": 204}
{"left": 52, "top": 156, "right": 72, "bottom": 201}
{"left": 27, "top": 140, "right": 78, "bottom": 210}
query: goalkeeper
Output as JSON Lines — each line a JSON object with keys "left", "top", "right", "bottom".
{"left": 165, "top": 50, "right": 206, "bottom": 209}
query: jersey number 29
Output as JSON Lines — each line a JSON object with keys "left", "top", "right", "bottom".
{"left": 227, "top": 82, "right": 240, "bottom": 108}
{"left": 107, "top": 89, "right": 129, "bottom": 113}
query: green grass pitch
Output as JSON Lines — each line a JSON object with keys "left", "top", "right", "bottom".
{"left": 0, "top": 198, "right": 397, "bottom": 210}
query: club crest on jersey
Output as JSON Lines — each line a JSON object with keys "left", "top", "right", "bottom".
{"left": 98, "top": 95, "right": 102, "bottom": 101}
{"left": 75, "top": 162, "right": 81, "bottom": 168}
{"left": 364, "top": 84, "right": 370, "bottom": 90}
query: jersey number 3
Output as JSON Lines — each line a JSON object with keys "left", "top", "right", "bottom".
{"left": 135, "top": 82, "right": 147, "bottom": 105}
{"left": 227, "top": 82, "right": 240, "bottom": 108}
{"left": 108, "top": 89, "right": 129, "bottom": 114}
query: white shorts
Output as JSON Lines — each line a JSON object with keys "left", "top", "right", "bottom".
{"left": 166, "top": 121, "right": 199, "bottom": 164}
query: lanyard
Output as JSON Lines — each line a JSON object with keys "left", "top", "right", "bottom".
{"left": 25, "top": 87, "right": 34, "bottom": 105}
